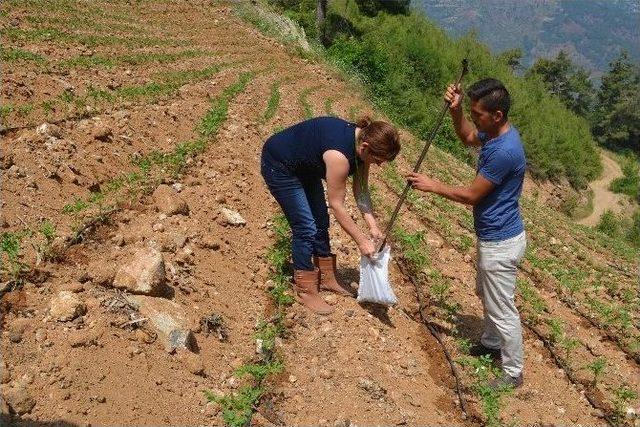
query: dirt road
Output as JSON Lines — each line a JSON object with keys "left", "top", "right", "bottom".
{"left": 579, "top": 150, "right": 625, "bottom": 226}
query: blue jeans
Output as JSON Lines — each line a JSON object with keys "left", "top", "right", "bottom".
{"left": 261, "top": 149, "right": 331, "bottom": 270}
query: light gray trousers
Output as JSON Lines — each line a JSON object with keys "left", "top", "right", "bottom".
{"left": 475, "top": 231, "right": 527, "bottom": 377}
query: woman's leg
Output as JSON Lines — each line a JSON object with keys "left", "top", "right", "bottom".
{"left": 301, "top": 177, "right": 331, "bottom": 257}
{"left": 261, "top": 157, "right": 316, "bottom": 270}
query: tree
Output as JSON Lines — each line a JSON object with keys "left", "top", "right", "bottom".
{"left": 497, "top": 48, "right": 523, "bottom": 72}
{"left": 593, "top": 51, "right": 640, "bottom": 154}
{"left": 526, "top": 51, "right": 595, "bottom": 118}
{"left": 354, "top": 0, "right": 410, "bottom": 17}
{"left": 316, "top": 0, "right": 328, "bottom": 45}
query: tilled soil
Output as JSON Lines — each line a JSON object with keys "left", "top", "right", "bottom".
{"left": 1, "top": 1, "right": 638, "bottom": 426}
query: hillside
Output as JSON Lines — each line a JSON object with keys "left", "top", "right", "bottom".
{"left": 417, "top": 0, "right": 640, "bottom": 76}
{"left": 1, "top": 1, "right": 639, "bottom": 426}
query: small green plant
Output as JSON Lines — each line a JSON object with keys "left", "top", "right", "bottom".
{"left": 0, "top": 232, "right": 28, "bottom": 284}
{"left": 262, "top": 81, "right": 281, "bottom": 122}
{"left": 0, "top": 47, "right": 47, "bottom": 63}
{"left": 37, "top": 220, "right": 57, "bottom": 261}
{"left": 324, "top": 98, "right": 336, "bottom": 116}
{"left": 585, "top": 357, "right": 606, "bottom": 386}
{"left": 459, "top": 355, "right": 512, "bottom": 426}
{"left": 234, "top": 359, "right": 283, "bottom": 383}
{"left": 204, "top": 385, "right": 264, "bottom": 427}
{"left": 298, "top": 85, "right": 321, "bottom": 119}
{"left": 393, "top": 228, "right": 429, "bottom": 271}
{"left": 62, "top": 197, "right": 89, "bottom": 214}
{"left": 612, "top": 384, "right": 638, "bottom": 423}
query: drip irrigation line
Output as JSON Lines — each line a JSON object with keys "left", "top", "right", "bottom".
{"left": 523, "top": 321, "right": 616, "bottom": 427}
{"left": 394, "top": 258, "right": 471, "bottom": 422}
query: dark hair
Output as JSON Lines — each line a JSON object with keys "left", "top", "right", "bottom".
{"left": 356, "top": 116, "right": 401, "bottom": 161}
{"left": 467, "top": 78, "right": 511, "bottom": 120}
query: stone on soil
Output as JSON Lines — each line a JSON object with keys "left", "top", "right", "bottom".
{"left": 220, "top": 207, "right": 246, "bottom": 226}
{"left": 153, "top": 184, "right": 189, "bottom": 216}
{"left": 49, "top": 291, "right": 86, "bottom": 321}
{"left": 126, "top": 295, "right": 197, "bottom": 353}
{"left": 1, "top": 382, "right": 35, "bottom": 415}
{"left": 113, "top": 248, "right": 167, "bottom": 296}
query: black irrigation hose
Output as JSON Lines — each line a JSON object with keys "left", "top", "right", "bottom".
{"left": 394, "top": 258, "right": 472, "bottom": 422}
{"left": 523, "top": 321, "right": 616, "bottom": 427}
{"left": 522, "top": 265, "right": 640, "bottom": 365}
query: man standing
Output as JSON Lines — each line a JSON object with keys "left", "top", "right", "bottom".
{"left": 407, "top": 78, "right": 527, "bottom": 389}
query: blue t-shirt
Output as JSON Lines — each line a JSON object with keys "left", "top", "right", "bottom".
{"left": 263, "top": 117, "right": 357, "bottom": 179}
{"left": 474, "top": 126, "right": 526, "bottom": 241}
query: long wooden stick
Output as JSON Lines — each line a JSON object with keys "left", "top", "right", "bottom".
{"left": 378, "top": 59, "right": 469, "bottom": 252}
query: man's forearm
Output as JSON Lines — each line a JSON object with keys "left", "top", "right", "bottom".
{"left": 450, "top": 108, "right": 475, "bottom": 144}
{"left": 429, "top": 180, "right": 477, "bottom": 205}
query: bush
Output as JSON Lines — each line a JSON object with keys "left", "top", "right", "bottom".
{"left": 610, "top": 153, "right": 640, "bottom": 201}
{"left": 596, "top": 210, "right": 621, "bottom": 238}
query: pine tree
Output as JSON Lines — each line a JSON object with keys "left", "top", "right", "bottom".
{"left": 593, "top": 51, "right": 640, "bottom": 154}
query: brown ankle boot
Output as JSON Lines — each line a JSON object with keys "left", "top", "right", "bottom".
{"left": 293, "top": 269, "right": 334, "bottom": 315}
{"left": 314, "top": 254, "right": 356, "bottom": 297}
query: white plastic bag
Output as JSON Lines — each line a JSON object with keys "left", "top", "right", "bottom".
{"left": 357, "top": 245, "right": 397, "bottom": 306}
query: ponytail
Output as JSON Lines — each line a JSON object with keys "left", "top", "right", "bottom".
{"left": 356, "top": 115, "right": 373, "bottom": 129}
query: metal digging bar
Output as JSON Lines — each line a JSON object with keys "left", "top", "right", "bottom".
{"left": 378, "top": 58, "right": 469, "bottom": 252}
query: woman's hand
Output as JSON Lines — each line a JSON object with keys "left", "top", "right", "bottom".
{"left": 358, "top": 238, "right": 376, "bottom": 258}
{"left": 406, "top": 172, "right": 436, "bottom": 193}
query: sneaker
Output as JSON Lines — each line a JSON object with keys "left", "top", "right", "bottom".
{"left": 489, "top": 373, "right": 523, "bottom": 391}
{"left": 468, "top": 343, "right": 501, "bottom": 359}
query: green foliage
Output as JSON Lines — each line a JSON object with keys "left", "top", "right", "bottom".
{"left": 527, "top": 51, "right": 595, "bottom": 118}
{"left": 262, "top": 81, "right": 281, "bottom": 122}
{"left": 0, "top": 231, "right": 29, "bottom": 283}
{"left": 393, "top": 228, "right": 429, "bottom": 271}
{"left": 320, "top": 6, "right": 601, "bottom": 188}
{"left": 496, "top": 48, "right": 523, "bottom": 72}
{"left": 199, "top": 71, "right": 254, "bottom": 137}
{"left": 593, "top": 52, "right": 640, "bottom": 155}
{"left": 612, "top": 384, "right": 638, "bottom": 423}
{"left": 298, "top": 85, "right": 320, "bottom": 119}
{"left": 324, "top": 98, "right": 336, "bottom": 116}
{"left": 205, "top": 386, "right": 264, "bottom": 427}
{"left": 609, "top": 154, "right": 640, "bottom": 201}
{"left": 62, "top": 197, "right": 89, "bottom": 214}
{"left": 354, "top": 0, "right": 411, "bottom": 17}
{"left": 459, "top": 355, "right": 512, "bottom": 426}
{"left": 516, "top": 278, "right": 547, "bottom": 324}
{"left": 0, "top": 47, "right": 47, "bottom": 63}
{"left": 234, "top": 359, "right": 283, "bottom": 382}
{"left": 585, "top": 357, "right": 606, "bottom": 386}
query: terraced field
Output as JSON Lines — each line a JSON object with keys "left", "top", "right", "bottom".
{"left": 1, "top": 1, "right": 638, "bottom": 426}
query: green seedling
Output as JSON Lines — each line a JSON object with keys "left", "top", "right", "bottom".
{"left": 204, "top": 385, "right": 264, "bottom": 427}
{"left": 298, "top": 86, "right": 321, "bottom": 119}
{"left": 234, "top": 359, "right": 283, "bottom": 383}
{"left": 324, "top": 98, "right": 335, "bottom": 116}
{"left": 262, "top": 81, "right": 281, "bottom": 122}
{"left": 0, "top": 232, "right": 28, "bottom": 284}
{"left": 612, "top": 385, "right": 638, "bottom": 423}
{"left": 585, "top": 357, "right": 606, "bottom": 386}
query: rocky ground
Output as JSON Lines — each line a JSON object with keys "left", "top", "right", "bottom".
{"left": 1, "top": 1, "right": 638, "bottom": 426}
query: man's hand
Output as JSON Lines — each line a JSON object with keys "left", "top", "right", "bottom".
{"left": 369, "top": 223, "right": 384, "bottom": 242}
{"left": 445, "top": 83, "right": 463, "bottom": 111}
{"left": 406, "top": 172, "right": 437, "bottom": 193}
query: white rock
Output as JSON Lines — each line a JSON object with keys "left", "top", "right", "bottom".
{"left": 113, "top": 248, "right": 167, "bottom": 295}
{"left": 220, "top": 207, "right": 246, "bottom": 226}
